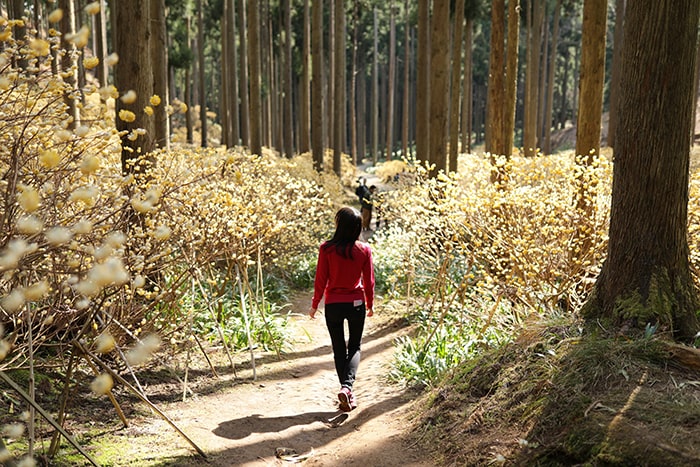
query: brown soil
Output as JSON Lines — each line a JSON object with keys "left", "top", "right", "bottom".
{"left": 101, "top": 295, "right": 432, "bottom": 466}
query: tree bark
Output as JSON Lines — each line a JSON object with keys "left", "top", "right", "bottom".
{"left": 486, "top": 0, "right": 505, "bottom": 156}
{"left": 333, "top": 0, "right": 344, "bottom": 174}
{"left": 461, "top": 19, "right": 473, "bottom": 155}
{"left": 503, "top": 0, "right": 520, "bottom": 160}
{"left": 311, "top": 0, "right": 324, "bottom": 171}
{"left": 448, "top": 0, "right": 465, "bottom": 172}
{"left": 299, "top": 0, "right": 311, "bottom": 153}
{"left": 372, "top": 7, "right": 379, "bottom": 164}
{"left": 114, "top": 0, "right": 154, "bottom": 173}
{"left": 543, "top": 0, "right": 561, "bottom": 154}
{"left": 416, "top": 0, "right": 430, "bottom": 164}
{"left": 402, "top": 1, "right": 410, "bottom": 162}
{"left": 197, "top": 0, "right": 207, "bottom": 147}
{"left": 237, "top": 0, "right": 250, "bottom": 147}
{"left": 385, "top": 1, "right": 396, "bottom": 161}
{"left": 151, "top": 0, "right": 169, "bottom": 150}
{"left": 583, "top": 0, "right": 700, "bottom": 341}
{"left": 247, "top": 0, "right": 262, "bottom": 156}
{"left": 283, "top": 0, "right": 294, "bottom": 158}
{"left": 607, "top": 0, "right": 625, "bottom": 149}
{"left": 429, "top": 0, "right": 450, "bottom": 176}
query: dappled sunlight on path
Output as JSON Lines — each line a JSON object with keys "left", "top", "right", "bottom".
{"left": 137, "top": 297, "right": 432, "bottom": 466}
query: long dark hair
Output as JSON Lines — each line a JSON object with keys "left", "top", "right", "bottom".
{"left": 323, "top": 207, "right": 362, "bottom": 258}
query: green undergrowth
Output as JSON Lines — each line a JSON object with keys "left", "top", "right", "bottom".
{"left": 410, "top": 319, "right": 700, "bottom": 466}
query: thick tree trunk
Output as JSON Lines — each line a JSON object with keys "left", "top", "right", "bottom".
{"left": 485, "top": 0, "right": 505, "bottom": 156}
{"left": 584, "top": 0, "right": 700, "bottom": 341}
{"left": 227, "top": 0, "right": 240, "bottom": 146}
{"left": 311, "top": 0, "right": 324, "bottom": 171}
{"left": 429, "top": 0, "right": 450, "bottom": 176}
{"left": 350, "top": 0, "right": 359, "bottom": 165}
{"left": 114, "top": 0, "right": 154, "bottom": 173}
{"left": 59, "top": 0, "right": 79, "bottom": 128}
{"left": 575, "top": 0, "right": 606, "bottom": 161}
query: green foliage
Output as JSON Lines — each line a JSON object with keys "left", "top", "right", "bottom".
{"left": 389, "top": 302, "right": 513, "bottom": 388}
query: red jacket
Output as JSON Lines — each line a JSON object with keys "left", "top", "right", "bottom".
{"left": 312, "top": 241, "right": 375, "bottom": 310}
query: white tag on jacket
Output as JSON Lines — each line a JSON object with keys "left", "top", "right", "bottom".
{"left": 353, "top": 300, "right": 363, "bottom": 307}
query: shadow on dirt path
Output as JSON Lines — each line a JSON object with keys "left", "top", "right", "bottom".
{"left": 123, "top": 294, "right": 432, "bottom": 466}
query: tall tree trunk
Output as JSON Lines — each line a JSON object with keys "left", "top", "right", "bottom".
{"left": 10, "top": 0, "right": 27, "bottom": 69}
{"left": 461, "top": 19, "right": 473, "bottom": 155}
{"left": 299, "top": 0, "right": 311, "bottom": 153}
{"left": 350, "top": 0, "right": 359, "bottom": 165}
{"left": 538, "top": 7, "right": 548, "bottom": 147}
{"left": 221, "top": 0, "right": 231, "bottom": 147}
{"left": 282, "top": 0, "right": 294, "bottom": 157}
{"left": 607, "top": 0, "right": 625, "bottom": 149}
{"left": 416, "top": 0, "right": 430, "bottom": 164}
{"left": 311, "top": 0, "right": 324, "bottom": 171}
{"left": 333, "top": 0, "right": 344, "bottom": 174}
{"left": 328, "top": 0, "right": 335, "bottom": 151}
{"left": 523, "top": 0, "right": 543, "bottom": 157}
{"left": 237, "top": 0, "right": 250, "bottom": 147}
{"left": 95, "top": 0, "right": 109, "bottom": 88}
{"left": 448, "top": 0, "right": 465, "bottom": 172}
{"left": 59, "top": 0, "right": 79, "bottom": 128}
{"left": 486, "top": 0, "right": 505, "bottom": 156}
{"left": 402, "top": 2, "right": 410, "bottom": 161}
{"left": 197, "top": 0, "right": 207, "bottom": 147}
{"left": 114, "top": 0, "right": 154, "bottom": 173}
{"left": 385, "top": 1, "right": 396, "bottom": 161}
{"left": 227, "top": 0, "right": 240, "bottom": 146}
{"left": 429, "top": 0, "right": 450, "bottom": 176}
{"left": 575, "top": 0, "right": 606, "bottom": 164}
{"left": 151, "top": 0, "right": 169, "bottom": 150}
{"left": 584, "top": 0, "right": 700, "bottom": 341}
{"left": 503, "top": 0, "right": 520, "bottom": 160}
{"left": 372, "top": 7, "right": 379, "bottom": 164}
{"left": 185, "top": 16, "right": 194, "bottom": 144}
{"left": 543, "top": 0, "right": 561, "bottom": 154}
{"left": 247, "top": 0, "right": 262, "bottom": 156}
{"left": 358, "top": 55, "right": 367, "bottom": 163}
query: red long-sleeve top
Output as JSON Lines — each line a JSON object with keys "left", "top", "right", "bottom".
{"left": 312, "top": 241, "right": 375, "bottom": 310}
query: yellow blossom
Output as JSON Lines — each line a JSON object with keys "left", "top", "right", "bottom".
{"left": 120, "top": 90, "right": 137, "bottom": 104}
{"left": 0, "top": 77, "right": 10, "bottom": 90}
{"left": 95, "top": 333, "right": 116, "bottom": 353}
{"left": 119, "top": 109, "right": 136, "bottom": 123}
{"left": 150, "top": 95, "right": 161, "bottom": 106}
{"left": 85, "top": 2, "right": 101, "bottom": 15}
{"left": 16, "top": 215, "right": 43, "bottom": 234}
{"left": 0, "top": 29, "right": 11, "bottom": 42}
{"left": 24, "top": 280, "right": 49, "bottom": 301}
{"left": 91, "top": 373, "right": 114, "bottom": 395}
{"left": 144, "top": 105, "right": 153, "bottom": 116}
{"left": 17, "top": 184, "right": 40, "bottom": 212}
{"left": 39, "top": 148, "right": 61, "bottom": 168}
{"left": 48, "top": 9, "right": 64, "bottom": 23}
{"left": 104, "top": 53, "right": 119, "bottom": 66}
{"left": 80, "top": 155, "right": 100, "bottom": 175}
{"left": 84, "top": 56, "right": 99, "bottom": 69}
{"left": 66, "top": 25, "right": 90, "bottom": 48}
{"left": 29, "top": 38, "right": 50, "bottom": 56}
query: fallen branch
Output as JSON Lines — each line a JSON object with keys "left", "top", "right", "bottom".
{"left": 0, "top": 370, "right": 100, "bottom": 467}
{"left": 74, "top": 341, "right": 207, "bottom": 458}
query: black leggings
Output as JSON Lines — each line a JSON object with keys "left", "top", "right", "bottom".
{"left": 324, "top": 302, "right": 366, "bottom": 390}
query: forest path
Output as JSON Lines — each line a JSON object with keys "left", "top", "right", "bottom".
{"left": 129, "top": 295, "right": 432, "bottom": 466}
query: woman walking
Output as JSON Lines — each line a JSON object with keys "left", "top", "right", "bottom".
{"left": 309, "top": 207, "right": 375, "bottom": 412}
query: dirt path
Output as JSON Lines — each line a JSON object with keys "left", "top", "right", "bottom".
{"left": 124, "top": 295, "right": 432, "bottom": 466}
